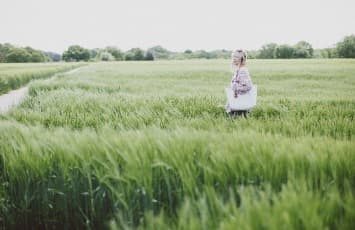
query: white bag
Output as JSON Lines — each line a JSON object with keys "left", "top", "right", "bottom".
{"left": 225, "top": 84, "right": 257, "bottom": 111}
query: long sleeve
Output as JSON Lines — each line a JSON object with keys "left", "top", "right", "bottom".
{"left": 231, "top": 68, "right": 252, "bottom": 96}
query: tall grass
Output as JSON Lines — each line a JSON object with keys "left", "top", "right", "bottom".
{"left": 0, "top": 59, "right": 354, "bottom": 229}
{"left": 0, "top": 63, "right": 84, "bottom": 94}
{"left": 1, "top": 123, "right": 354, "bottom": 229}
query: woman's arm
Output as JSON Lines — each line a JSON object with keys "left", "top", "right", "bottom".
{"left": 232, "top": 69, "right": 252, "bottom": 97}
{"left": 231, "top": 76, "right": 239, "bottom": 97}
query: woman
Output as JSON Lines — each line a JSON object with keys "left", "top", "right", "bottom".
{"left": 225, "top": 49, "right": 253, "bottom": 117}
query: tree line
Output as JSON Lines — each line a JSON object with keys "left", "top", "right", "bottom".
{"left": 250, "top": 35, "right": 354, "bottom": 59}
{"left": 0, "top": 34, "right": 354, "bottom": 63}
{"left": 0, "top": 43, "right": 58, "bottom": 63}
{"left": 62, "top": 46, "right": 155, "bottom": 62}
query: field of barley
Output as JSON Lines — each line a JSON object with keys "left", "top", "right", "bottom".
{"left": 0, "top": 59, "right": 354, "bottom": 229}
{"left": 0, "top": 63, "right": 83, "bottom": 94}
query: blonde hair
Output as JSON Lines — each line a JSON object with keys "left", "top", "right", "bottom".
{"left": 231, "top": 49, "right": 247, "bottom": 71}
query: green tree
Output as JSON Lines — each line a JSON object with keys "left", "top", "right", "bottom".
{"left": 5, "top": 48, "right": 31, "bottom": 63}
{"left": 0, "top": 43, "right": 14, "bottom": 62}
{"left": 257, "top": 43, "right": 278, "bottom": 59}
{"left": 211, "top": 49, "right": 232, "bottom": 59}
{"left": 62, "top": 45, "right": 90, "bottom": 62}
{"left": 0, "top": 44, "right": 6, "bottom": 62}
{"left": 193, "top": 50, "right": 213, "bottom": 59}
{"left": 125, "top": 48, "right": 145, "bottom": 61}
{"left": 275, "top": 45, "right": 294, "bottom": 58}
{"left": 105, "top": 46, "right": 124, "bottom": 61}
{"left": 322, "top": 48, "right": 338, "bottom": 58}
{"left": 25, "top": 47, "right": 46, "bottom": 62}
{"left": 293, "top": 41, "right": 313, "bottom": 58}
{"left": 336, "top": 34, "right": 355, "bottom": 58}
{"left": 98, "top": 51, "right": 115, "bottom": 61}
{"left": 147, "top": 46, "right": 171, "bottom": 59}
{"left": 144, "top": 51, "right": 154, "bottom": 61}
{"left": 89, "top": 49, "right": 100, "bottom": 60}
{"left": 0, "top": 43, "right": 52, "bottom": 62}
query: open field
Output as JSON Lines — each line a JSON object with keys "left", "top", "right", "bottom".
{"left": 0, "top": 63, "right": 84, "bottom": 94}
{"left": 0, "top": 59, "right": 354, "bottom": 229}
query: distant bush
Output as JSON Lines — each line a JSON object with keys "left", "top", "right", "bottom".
{"left": 0, "top": 43, "right": 49, "bottom": 63}
{"left": 25, "top": 47, "right": 47, "bottom": 62}
{"left": 125, "top": 48, "right": 145, "bottom": 61}
{"left": 0, "top": 43, "right": 12, "bottom": 62}
{"left": 256, "top": 42, "right": 314, "bottom": 59}
{"left": 193, "top": 50, "right": 215, "bottom": 59}
{"left": 257, "top": 43, "right": 278, "bottom": 59}
{"left": 144, "top": 51, "right": 154, "bottom": 61}
{"left": 62, "top": 45, "right": 90, "bottom": 62}
{"left": 211, "top": 49, "right": 231, "bottom": 59}
{"left": 336, "top": 34, "right": 355, "bottom": 58}
{"left": 89, "top": 49, "right": 99, "bottom": 60}
{"left": 274, "top": 44, "right": 295, "bottom": 59}
{"left": 98, "top": 51, "right": 115, "bottom": 61}
{"left": 293, "top": 41, "right": 313, "bottom": 58}
{"left": 5, "top": 48, "right": 32, "bottom": 63}
{"left": 167, "top": 49, "right": 230, "bottom": 60}
{"left": 320, "top": 48, "right": 338, "bottom": 58}
{"left": 105, "top": 46, "right": 124, "bottom": 61}
{"left": 147, "top": 46, "right": 171, "bottom": 59}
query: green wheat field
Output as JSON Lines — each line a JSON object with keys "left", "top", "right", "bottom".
{"left": 0, "top": 59, "right": 354, "bottom": 229}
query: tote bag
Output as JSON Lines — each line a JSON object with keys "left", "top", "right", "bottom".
{"left": 225, "top": 84, "right": 257, "bottom": 111}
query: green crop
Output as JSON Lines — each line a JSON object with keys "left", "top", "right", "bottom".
{"left": 0, "top": 63, "right": 84, "bottom": 94}
{"left": 0, "top": 59, "right": 354, "bottom": 229}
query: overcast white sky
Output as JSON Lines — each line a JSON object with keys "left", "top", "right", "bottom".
{"left": 1, "top": 0, "right": 354, "bottom": 52}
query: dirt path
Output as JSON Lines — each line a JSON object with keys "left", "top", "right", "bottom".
{"left": 0, "top": 66, "right": 83, "bottom": 114}
{"left": 0, "top": 87, "right": 29, "bottom": 114}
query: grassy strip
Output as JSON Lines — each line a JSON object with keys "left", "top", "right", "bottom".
{"left": 6, "top": 89, "right": 353, "bottom": 140}
{"left": 0, "top": 63, "right": 84, "bottom": 94}
{"left": 0, "top": 123, "right": 354, "bottom": 228}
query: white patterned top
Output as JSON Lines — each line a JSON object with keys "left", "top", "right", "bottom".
{"left": 231, "top": 66, "right": 252, "bottom": 97}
